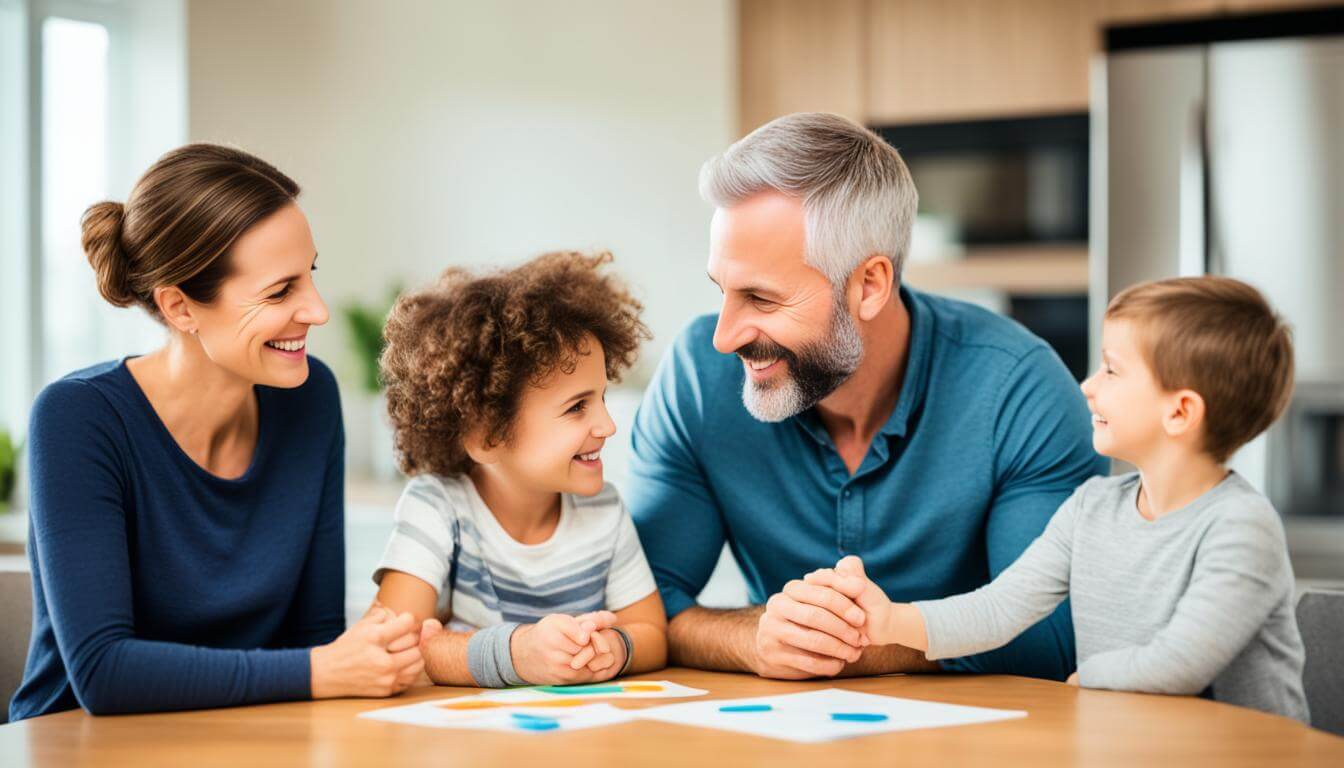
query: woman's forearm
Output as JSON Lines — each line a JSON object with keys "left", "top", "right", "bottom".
{"left": 74, "top": 638, "right": 311, "bottom": 715}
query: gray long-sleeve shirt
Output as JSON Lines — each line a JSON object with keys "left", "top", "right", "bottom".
{"left": 915, "top": 472, "right": 1308, "bottom": 722}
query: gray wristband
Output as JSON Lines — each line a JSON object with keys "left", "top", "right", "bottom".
{"left": 467, "top": 622, "right": 526, "bottom": 688}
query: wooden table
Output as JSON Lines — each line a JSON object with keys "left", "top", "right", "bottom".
{"left": 2, "top": 668, "right": 1341, "bottom": 767}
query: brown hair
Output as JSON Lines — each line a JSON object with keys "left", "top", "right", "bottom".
{"left": 380, "top": 251, "right": 651, "bottom": 477}
{"left": 1105, "top": 276, "right": 1295, "bottom": 462}
{"left": 81, "top": 143, "right": 300, "bottom": 317}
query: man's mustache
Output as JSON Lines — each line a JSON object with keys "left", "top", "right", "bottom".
{"left": 736, "top": 337, "right": 795, "bottom": 366}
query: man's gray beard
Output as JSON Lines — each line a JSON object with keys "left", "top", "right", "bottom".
{"left": 741, "top": 303, "right": 864, "bottom": 423}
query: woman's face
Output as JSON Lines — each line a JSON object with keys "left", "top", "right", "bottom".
{"left": 185, "top": 202, "right": 329, "bottom": 389}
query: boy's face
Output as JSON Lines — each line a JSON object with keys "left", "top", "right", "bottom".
{"left": 493, "top": 335, "right": 616, "bottom": 498}
{"left": 1080, "top": 318, "right": 1172, "bottom": 464}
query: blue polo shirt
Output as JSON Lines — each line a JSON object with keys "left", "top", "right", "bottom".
{"left": 627, "top": 286, "right": 1106, "bottom": 680}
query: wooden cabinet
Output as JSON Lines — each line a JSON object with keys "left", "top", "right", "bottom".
{"left": 866, "top": 0, "right": 1095, "bottom": 123}
{"left": 1220, "top": 0, "right": 1342, "bottom": 11}
{"left": 738, "top": 0, "right": 868, "bottom": 134}
{"left": 1095, "top": 0, "right": 1220, "bottom": 23}
{"left": 738, "top": 0, "right": 1338, "bottom": 132}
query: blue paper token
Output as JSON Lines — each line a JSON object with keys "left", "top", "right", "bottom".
{"left": 511, "top": 713, "right": 559, "bottom": 723}
{"left": 719, "top": 704, "right": 773, "bottom": 713}
{"left": 830, "top": 712, "right": 889, "bottom": 722}
{"left": 514, "top": 718, "right": 560, "bottom": 731}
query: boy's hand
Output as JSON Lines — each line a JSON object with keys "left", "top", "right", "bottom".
{"left": 1066, "top": 671, "right": 1080, "bottom": 686}
{"left": 804, "top": 556, "right": 895, "bottom": 645}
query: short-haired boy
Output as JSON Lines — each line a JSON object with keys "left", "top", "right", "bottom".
{"left": 807, "top": 276, "right": 1308, "bottom": 721}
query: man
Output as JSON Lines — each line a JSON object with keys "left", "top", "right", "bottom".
{"left": 627, "top": 112, "right": 1106, "bottom": 681}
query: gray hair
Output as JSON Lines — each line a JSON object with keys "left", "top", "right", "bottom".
{"left": 698, "top": 112, "right": 918, "bottom": 287}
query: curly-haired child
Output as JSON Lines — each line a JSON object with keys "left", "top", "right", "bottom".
{"left": 371, "top": 251, "right": 665, "bottom": 688}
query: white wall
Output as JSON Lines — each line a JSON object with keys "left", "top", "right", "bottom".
{"left": 187, "top": 0, "right": 736, "bottom": 473}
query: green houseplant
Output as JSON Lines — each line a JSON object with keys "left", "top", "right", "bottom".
{"left": 0, "top": 427, "right": 17, "bottom": 513}
{"left": 342, "top": 287, "right": 402, "bottom": 479}
{"left": 343, "top": 293, "right": 397, "bottom": 395}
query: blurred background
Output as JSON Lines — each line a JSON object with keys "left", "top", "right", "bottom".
{"left": 1, "top": 0, "right": 1340, "bottom": 621}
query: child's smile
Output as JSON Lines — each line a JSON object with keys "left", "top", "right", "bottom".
{"left": 474, "top": 333, "right": 618, "bottom": 501}
{"left": 573, "top": 446, "right": 603, "bottom": 470}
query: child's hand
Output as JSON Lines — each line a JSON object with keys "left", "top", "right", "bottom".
{"left": 805, "top": 556, "right": 895, "bottom": 645}
{"left": 511, "top": 613, "right": 609, "bottom": 685}
{"left": 570, "top": 611, "right": 624, "bottom": 677}
{"left": 570, "top": 625, "right": 628, "bottom": 681}
{"left": 1066, "top": 671, "right": 1080, "bottom": 686}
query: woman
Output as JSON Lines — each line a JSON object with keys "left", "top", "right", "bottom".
{"left": 8, "top": 144, "right": 423, "bottom": 720}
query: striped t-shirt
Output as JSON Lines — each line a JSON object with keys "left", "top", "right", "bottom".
{"left": 372, "top": 474, "right": 657, "bottom": 632}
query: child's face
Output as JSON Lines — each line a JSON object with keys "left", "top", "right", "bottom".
{"left": 1079, "top": 318, "right": 1171, "bottom": 464}
{"left": 492, "top": 335, "right": 617, "bottom": 498}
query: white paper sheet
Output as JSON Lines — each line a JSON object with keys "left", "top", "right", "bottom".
{"left": 359, "top": 699, "right": 636, "bottom": 733}
{"left": 357, "top": 680, "right": 705, "bottom": 733}
{"left": 633, "top": 688, "right": 1026, "bottom": 743}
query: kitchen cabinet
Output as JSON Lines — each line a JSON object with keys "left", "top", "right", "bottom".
{"left": 738, "top": 0, "right": 1339, "bottom": 131}
{"left": 739, "top": 0, "right": 867, "bottom": 134}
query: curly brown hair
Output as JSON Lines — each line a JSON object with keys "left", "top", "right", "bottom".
{"left": 380, "top": 251, "right": 650, "bottom": 477}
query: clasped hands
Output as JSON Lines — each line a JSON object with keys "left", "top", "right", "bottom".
{"left": 419, "top": 610, "right": 627, "bottom": 686}
{"left": 753, "top": 555, "right": 895, "bottom": 679}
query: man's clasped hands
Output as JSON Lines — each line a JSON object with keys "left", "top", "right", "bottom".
{"left": 753, "top": 555, "right": 908, "bottom": 680}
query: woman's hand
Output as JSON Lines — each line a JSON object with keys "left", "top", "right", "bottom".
{"left": 309, "top": 608, "right": 424, "bottom": 699}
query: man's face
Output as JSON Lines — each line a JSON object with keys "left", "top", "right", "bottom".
{"left": 706, "top": 192, "right": 863, "bottom": 422}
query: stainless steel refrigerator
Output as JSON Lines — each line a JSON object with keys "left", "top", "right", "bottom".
{"left": 1090, "top": 7, "right": 1344, "bottom": 578}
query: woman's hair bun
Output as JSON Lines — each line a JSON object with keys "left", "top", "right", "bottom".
{"left": 81, "top": 201, "right": 135, "bottom": 307}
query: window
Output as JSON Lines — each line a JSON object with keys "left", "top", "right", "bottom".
{"left": 41, "top": 16, "right": 116, "bottom": 381}
{"left": 1, "top": 0, "right": 184, "bottom": 508}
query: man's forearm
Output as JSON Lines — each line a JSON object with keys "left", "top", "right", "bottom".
{"left": 669, "top": 604, "right": 940, "bottom": 678}
{"left": 839, "top": 642, "right": 940, "bottom": 677}
{"left": 667, "top": 605, "right": 763, "bottom": 672}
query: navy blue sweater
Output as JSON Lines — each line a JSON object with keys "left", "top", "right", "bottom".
{"left": 8, "top": 357, "right": 346, "bottom": 721}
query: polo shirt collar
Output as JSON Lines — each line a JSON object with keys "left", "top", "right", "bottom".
{"left": 883, "top": 284, "right": 933, "bottom": 440}
{"left": 794, "top": 285, "right": 933, "bottom": 447}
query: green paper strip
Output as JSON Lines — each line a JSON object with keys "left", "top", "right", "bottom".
{"left": 536, "top": 684, "right": 627, "bottom": 695}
